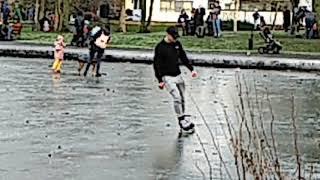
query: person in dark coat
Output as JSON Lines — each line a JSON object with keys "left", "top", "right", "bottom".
{"left": 305, "top": 10, "right": 316, "bottom": 39}
{"left": 194, "top": 6, "right": 205, "bottom": 28}
{"left": 187, "top": 8, "right": 196, "bottom": 35}
{"left": 75, "top": 11, "right": 85, "bottom": 47}
{"left": 153, "top": 26, "right": 198, "bottom": 134}
{"left": 176, "top": 9, "right": 189, "bottom": 36}
{"left": 253, "top": 8, "right": 260, "bottom": 30}
{"left": 283, "top": 6, "right": 291, "bottom": 32}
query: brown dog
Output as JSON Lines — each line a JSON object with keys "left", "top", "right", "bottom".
{"left": 78, "top": 54, "right": 97, "bottom": 76}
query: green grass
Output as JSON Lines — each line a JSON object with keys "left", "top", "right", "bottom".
{"left": 18, "top": 27, "right": 320, "bottom": 54}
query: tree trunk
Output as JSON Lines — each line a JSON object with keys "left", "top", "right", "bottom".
{"left": 62, "top": 0, "right": 71, "bottom": 32}
{"left": 35, "top": 0, "right": 46, "bottom": 30}
{"left": 39, "top": 0, "right": 45, "bottom": 20}
{"left": 139, "top": 0, "right": 147, "bottom": 32}
{"left": 145, "top": 0, "right": 154, "bottom": 31}
{"left": 54, "top": 0, "right": 59, "bottom": 31}
{"left": 119, "top": 0, "right": 127, "bottom": 33}
{"left": 233, "top": 0, "right": 240, "bottom": 32}
{"left": 37, "top": 0, "right": 46, "bottom": 30}
{"left": 34, "top": 0, "right": 40, "bottom": 27}
{"left": 315, "top": 0, "right": 320, "bottom": 24}
{"left": 271, "top": 3, "right": 279, "bottom": 30}
{"left": 58, "top": 0, "right": 64, "bottom": 31}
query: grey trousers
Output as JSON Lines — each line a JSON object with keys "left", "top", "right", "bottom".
{"left": 163, "top": 75, "right": 185, "bottom": 118}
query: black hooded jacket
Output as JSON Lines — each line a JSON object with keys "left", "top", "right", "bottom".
{"left": 153, "top": 39, "right": 194, "bottom": 83}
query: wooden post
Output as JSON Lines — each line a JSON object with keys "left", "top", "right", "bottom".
{"left": 119, "top": 0, "right": 127, "bottom": 33}
{"left": 233, "top": 0, "right": 240, "bottom": 32}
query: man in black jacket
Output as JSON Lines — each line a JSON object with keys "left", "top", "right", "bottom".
{"left": 153, "top": 26, "right": 198, "bottom": 133}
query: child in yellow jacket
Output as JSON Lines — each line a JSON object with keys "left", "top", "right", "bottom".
{"left": 52, "top": 35, "right": 66, "bottom": 73}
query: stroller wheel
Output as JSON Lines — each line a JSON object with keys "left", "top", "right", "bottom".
{"left": 273, "top": 47, "right": 280, "bottom": 54}
{"left": 258, "top": 47, "right": 265, "bottom": 54}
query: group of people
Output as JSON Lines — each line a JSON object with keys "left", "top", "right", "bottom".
{"left": 0, "top": 1, "right": 24, "bottom": 40}
{"left": 0, "top": 1, "right": 34, "bottom": 22}
{"left": 52, "top": 24, "right": 197, "bottom": 134}
{"left": 70, "top": 11, "right": 95, "bottom": 47}
{"left": 0, "top": 19, "right": 22, "bottom": 40}
{"left": 294, "top": 6, "right": 319, "bottom": 39}
{"left": 253, "top": 6, "right": 319, "bottom": 39}
{"left": 52, "top": 23, "right": 111, "bottom": 78}
{"left": 176, "top": 1, "right": 222, "bottom": 38}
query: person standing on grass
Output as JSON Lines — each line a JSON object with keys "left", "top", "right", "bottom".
{"left": 212, "top": 1, "right": 222, "bottom": 38}
{"left": 253, "top": 8, "right": 260, "bottom": 31}
{"left": 2, "top": 2, "right": 10, "bottom": 24}
{"left": 75, "top": 11, "right": 85, "bottom": 47}
{"left": 153, "top": 26, "right": 198, "bottom": 133}
{"left": 176, "top": 9, "right": 189, "bottom": 36}
{"left": 283, "top": 6, "right": 291, "bottom": 32}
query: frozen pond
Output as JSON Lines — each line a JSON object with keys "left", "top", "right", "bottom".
{"left": 0, "top": 57, "right": 319, "bottom": 180}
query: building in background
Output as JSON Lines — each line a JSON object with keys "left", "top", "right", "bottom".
{"left": 124, "top": 0, "right": 314, "bottom": 25}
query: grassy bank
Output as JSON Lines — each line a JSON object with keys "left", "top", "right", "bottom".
{"left": 18, "top": 27, "right": 320, "bottom": 54}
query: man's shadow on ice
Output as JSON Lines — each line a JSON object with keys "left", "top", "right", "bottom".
{"left": 151, "top": 137, "right": 186, "bottom": 179}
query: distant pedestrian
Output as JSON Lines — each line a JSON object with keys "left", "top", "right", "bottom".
{"left": 305, "top": 9, "right": 316, "bottom": 39}
{"left": 176, "top": 9, "right": 189, "bottom": 36}
{"left": 2, "top": 2, "right": 10, "bottom": 24}
{"left": 283, "top": 6, "right": 291, "bottom": 32}
{"left": 153, "top": 26, "right": 198, "bottom": 134}
{"left": 12, "top": 19, "right": 22, "bottom": 37}
{"left": 28, "top": 4, "right": 35, "bottom": 21}
{"left": 194, "top": 5, "right": 205, "bottom": 37}
{"left": 52, "top": 35, "right": 66, "bottom": 73}
{"left": 212, "top": 1, "right": 222, "bottom": 38}
{"left": 253, "top": 8, "right": 260, "bottom": 30}
{"left": 259, "top": 16, "right": 266, "bottom": 29}
{"left": 75, "top": 11, "right": 85, "bottom": 47}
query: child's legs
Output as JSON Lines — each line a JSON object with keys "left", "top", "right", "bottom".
{"left": 56, "top": 60, "right": 63, "bottom": 72}
{"left": 52, "top": 59, "right": 60, "bottom": 70}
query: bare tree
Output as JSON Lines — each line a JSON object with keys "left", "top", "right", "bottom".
{"left": 119, "top": 0, "right": 127, "bottom": 33}
{"left": 145, "top": 0, "right": 155, "bottom": 31}
{"left": 39, "top": 0, "right": 46, "bottom": 21}
{"left": 271, "top": 2, "right": 279, "bottom": 30}
{"left": 62, "top": 0, "right": 72, "bottom": 31}
{"left": 233, "top": 0, "right": 240, "bottom": 32}
{"left": 34, "top": 0, "right": 40, "bottom": 27}
{"left": 315, "top": 0, "right": 320, "bottom": 24}
{"left": 54, "top": 0, "right": 60, "bottom": 31}
{"left": 139, "top": 0, "right": 154, "bottom": 33}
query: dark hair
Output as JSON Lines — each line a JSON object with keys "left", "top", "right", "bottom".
{"left": 263, "top": 27, "right": 271, "bottom": 34}
{"left": 77, "top": 11, "right": 83, "bottom": 16}
{"left": 181, "top": 9, "right": 185, "bottom": 14}
{"left": 103, "top": 26, "right": 111, "bottom": 35}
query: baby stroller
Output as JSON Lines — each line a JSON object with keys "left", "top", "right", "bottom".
{"left": 258, "top": 27, "right": 282, "bottom": 54}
